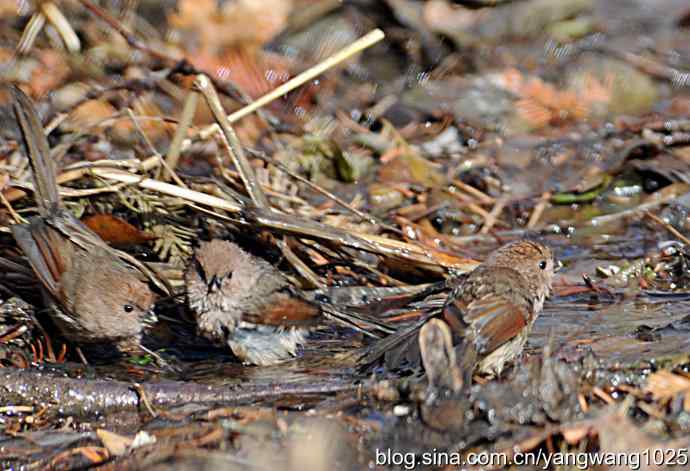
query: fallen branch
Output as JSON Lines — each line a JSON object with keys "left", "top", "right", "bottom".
{"left": 0, "top": 368, "right": 370, "bottom": 417}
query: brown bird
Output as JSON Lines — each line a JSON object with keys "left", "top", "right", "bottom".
{"left": 442, "top": 239, "right": 555, "bottom": 381}
{"left": 10, "top": 87, "right": 156, "bottom": 354}
{"left": 355, "top": 240, "right": 556, "bottom": 386}
{"left": 185, "top": 239, "right": 394, "bottom": 366}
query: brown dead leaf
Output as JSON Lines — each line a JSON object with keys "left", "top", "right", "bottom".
{"left": 645, "top": 370, "right": 690, "bottom": 399}
{"left": 0, "top": 1, "right": 20, "bottom": 17}
{"left": 68, "top": 94, "right": 169, "bottom": 144}
{"left": 29, "top": 50, "right": 71, "bottom": 97}
{"left": 644, "top": 370, "right": 690, "bottom": 410}
{"left": 82, "top": 214, "right": 157, "bottom": 246}
{"left": 69, "top": 100, "right": 117, "bottom": 130}
{"left": 376, "top": 122, "right": 447, "bottom": 187}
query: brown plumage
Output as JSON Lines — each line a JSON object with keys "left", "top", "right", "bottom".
{"left": 442, "top": 240, "right": 555, "bottom": 380}
{"left": 355, "top": 240, "right": 556, "bottom": 386}
{"left": 10, "top": 87, "right": 156, "bottom": 354}
{"left": 186, "top": 240, "right": 393, "bottom": 366}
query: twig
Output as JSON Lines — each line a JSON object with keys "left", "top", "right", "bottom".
{"left": 4, "top": 168, "right": 87, "bottom": 204}
{"left": 125, "top": 108, "right": 188, "bottom": 189}
{"left": 591, "top": 386, "right": 615, "bottom": 404}
{"left": 163, "top": 87, "right": 199, "bottom": 180}
{"left": 32, "top": 164, "right": 472, "bottom": 269}
{"left": 55, "top": 182, "right": 128, "bottom": 198}
{"left": 645, "top": 211, "right": 690, "bottom": 245}
{"left": 4, "top": 156, "right": 163, "bottom": 204}
{"left": 0, "top": 191, "right": 26, "bottom": 224}
{"left": 451, "top": 179, "right": 495, "bottom": 204}
{"left": 593, "top": 45, "right": 690, "bottom": 88}
{"left": 643, "top": 119, "right": 690, "bottom": 133}
{"left": 245, "top": 207, "right": 477, "bottom": 270}
{"left": 77, "top": 0, "right": 176, "bottom": 63}
{"left": 90, "top": 168, "right": 243, "bottom": 212}
{"left": 589, "top": 192, "right": 677, "bottom": 225}
{"left": 194, "top": 75, "right": 269, "bottom": 208}
{"left": 16, "top": 12, "right": 45, "bottom": 55}
{"left": 467, "top": 201, "right": 491, "bottom": 219}
{"left": 279, "top": 236, "right": 326, "bottom": 289}
{"left": 0, "top": 367, "right": 371, "bottom": 416}
{"left": 14, "top": 2, "right": 79, "bottom": 56}
{"left": 444, "top": 188, "right": 497, "bottom": 221}
{"left": 480, "top": 196, "right": 508, "bottom": 234}
{"left": 41, "top": 1, "right": 81, "bottom": 53}
{"left": 250, "top": 149, "right": 402, "bottom": 235}
{"left": 527, "top": 191, "right": 551, "bottom": 229}
{"left": 73, "top": 1, "right": 256, "bottom": 107}
{"left": 194, "top": 28, "right": 386, "bottom": 141}
{"left": 131, "top": 383, "right": 158, "bottom": 418}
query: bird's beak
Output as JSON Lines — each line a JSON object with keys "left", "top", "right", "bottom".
{"left": 555, "top": 259, "right": 563, "bottom": 272}
{"left": 208, "top": 274, "right": 222, "bottom": 293}
{"left": 142, "top": 308, "right": 158, "bottom": 328}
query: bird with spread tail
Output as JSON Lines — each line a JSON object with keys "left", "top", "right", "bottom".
{"left": 354, "top": 239, "right": 556, "bottom": 386}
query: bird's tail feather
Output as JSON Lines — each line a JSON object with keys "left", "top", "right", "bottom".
{"left": 11, "top": 86, "right": 60, "bottom": 215}
{"left": 320, "top": 304, "right": 396, "bottom": 337}
{"left": 336, "top": 313, "right": 437, "bottom": 368}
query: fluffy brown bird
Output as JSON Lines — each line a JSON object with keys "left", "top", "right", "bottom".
{"left": 10, "top": 87, "right": 156, "bottom": 354}
{"left": 442, "top": 239, "right": 555, "bottom": 380}
{"left": 355, "top": 240, "right": 556, "bottom": 385}
{"left": 186, "top": 239, "right": 393, "bottom": 366}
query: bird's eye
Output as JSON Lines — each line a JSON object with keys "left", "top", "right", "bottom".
{"left": 538, "top": 260, "right": 547, "bottom": 270}
{"left": 123, "top": 304, "right": 134, "bottom": 313}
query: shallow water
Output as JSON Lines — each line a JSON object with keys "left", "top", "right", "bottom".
{"left": 530, "top": 225, "right": 690, "bottom": 369}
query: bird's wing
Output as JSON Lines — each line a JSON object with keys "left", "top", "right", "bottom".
{"left": 464, "top": 293, "right": 529, "bottom": 353}
{"left": 443, "top": 276, "right": 530, "bottom": 355}
{"left": 240, "top": 288, "right": 322, "bottom": 327}
{"left": 11, "top": 220, "right": 67, "bottom": 299}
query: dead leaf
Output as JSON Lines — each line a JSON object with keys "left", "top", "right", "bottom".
{"left": 644, "top": 370, "right": 690, "bottom": 410}
{"left": 82, "top": 214, "right": 157, "bottom": 246}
